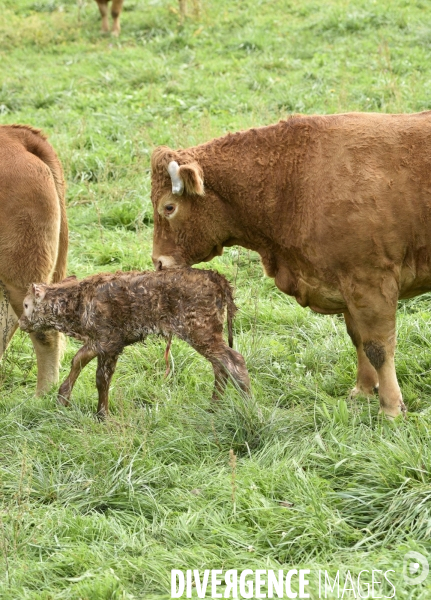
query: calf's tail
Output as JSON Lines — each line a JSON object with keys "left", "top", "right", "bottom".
{"left": 224, "top": 282, "right": 238, "bottom": 349}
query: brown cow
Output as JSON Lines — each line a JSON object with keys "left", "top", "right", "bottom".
{"left": 150, "top": 111, "right": 431, "bottom": 418}
{"left": 94, "top": 0, "right": 124, "bottom": 36}
{"left": 0, "top": 125, "right": 68, "bottom": 394}
{"left": 19, "top": 268, "right": 250, "bottom": 417}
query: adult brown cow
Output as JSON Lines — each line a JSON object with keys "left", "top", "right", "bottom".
{"left": 150, "top": 111, "right": 431, "bottom": 418}
{"left": 0, "top": 125, "right": 68, "bottom": 395}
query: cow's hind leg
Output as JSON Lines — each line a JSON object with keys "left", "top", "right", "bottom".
{"left": 58, "top": 345, "right": 97, "bottom": 406}
{"left": 344, "top": 311, "right": 379, "bottom": 398}
{"left": 95, "top": 354, "right": 119, "bottom": 419}
{"left": 111, "top": 0, "right": 124, "bottom": 35}
{"left": 346, "top": 286, "right": 405, "bottom": 418}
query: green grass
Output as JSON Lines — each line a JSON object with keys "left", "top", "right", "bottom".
{"left": 1, "top": 0, "right": 431, "bottom": 597}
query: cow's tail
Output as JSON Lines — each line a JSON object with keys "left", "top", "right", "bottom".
{"left": 10, "top": 125, "right": 68, "bottom": 283}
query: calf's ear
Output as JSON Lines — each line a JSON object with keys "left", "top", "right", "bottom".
{"left": 32, "top": 284, "right": 46, "bottom": 303}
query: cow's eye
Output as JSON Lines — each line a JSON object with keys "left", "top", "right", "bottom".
{"left": 164, "top": 204, "right": 176, "bottom": 217}
{"left": 24, "top": 303, "right": 28, "bottom": 309}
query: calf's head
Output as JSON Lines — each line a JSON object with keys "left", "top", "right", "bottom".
{"left": 151, "top": 146, "right": 229, "bottom": 270}
{"left": 19, "top": 284, "right": 49, "bottom": 333}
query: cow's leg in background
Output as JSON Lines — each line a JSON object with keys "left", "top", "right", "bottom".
{"left": 111, "top": 0, "right": 124, "bottom": 36}
{"left": 0, "top": 282, "right": 19, "bottom": 360}
{"left": 95, "top": 0, "right": 110, "bottom": 32}
{"left": 345, "top": 285, "right": 406, "bottom": 418}
{"left": 344, "top": 311, "right": 379, "bottom": 398}
{"left": 7, "top": 285, "right": 63, "bottom": 396}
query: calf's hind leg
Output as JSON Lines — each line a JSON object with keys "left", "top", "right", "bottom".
{"left": 95, "top": 354, "right": 119, "bottom": 419}
{"left": 213, "top": 347, "right": 250, "bottom": 401}
{"left": 58, "top": 345, "right": 97, "bottom": 406}
{"left": 191, "top": 335, "right": 251, "bottom": 401}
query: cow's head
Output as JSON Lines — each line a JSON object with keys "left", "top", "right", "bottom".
{"left": 151, "top": 146, "right": 228, "bottom": 270}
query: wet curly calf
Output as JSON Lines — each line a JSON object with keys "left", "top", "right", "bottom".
{"left": 19, "top": 269, "right": 250, "bottom": 418}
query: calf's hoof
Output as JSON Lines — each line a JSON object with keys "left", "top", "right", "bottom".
{"left": 95, "top": 410, "right": 107, "bottom": 422}
{"left": 57, "top": 393, "right": 70, "bottom": 407}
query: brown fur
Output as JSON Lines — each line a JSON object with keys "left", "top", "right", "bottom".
{"left": 0, "top": 124, "right": 68, "bottom": 394}
{"left": 19, "top": 268, "right": 250, "bottom": 417}
{"left": 150, "top": 111, "right": 431, "bottom": 417}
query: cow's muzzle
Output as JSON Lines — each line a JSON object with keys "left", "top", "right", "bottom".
{"left": 152, "top": 255, "right": 182, "bottom": 271}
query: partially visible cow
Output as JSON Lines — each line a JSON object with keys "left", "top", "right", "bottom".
{"left": 19, "top": 268, "right": 250, "bottom": 418}
{"left": 93, "top": 0, "right": 198, "bottom": 36}
{"left": 0, "top": 125, "right": 68, "bottom": 395}
{"left": 150, "top": 111, "right": 431, "bottom": 418}
{"left": 94, "top": 0, "right": 124, "bottom": 36}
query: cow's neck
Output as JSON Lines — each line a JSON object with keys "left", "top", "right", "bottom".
{"left": 194, "top": 125, "right": 303, "bottom": 269}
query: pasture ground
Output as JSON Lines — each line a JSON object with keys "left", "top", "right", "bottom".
{"left": 1, "top": 0, "right": 431, "bottom": 597}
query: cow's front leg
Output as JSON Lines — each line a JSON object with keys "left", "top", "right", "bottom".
{"left": 58, "top": 345, "right": 97, "bottom": 406}
{"left": 344, "top": 311, "right": 379, "bottom": 398}
{"left": 95, "top": 354, "right": 119, "bottom": 419}
{"left": 347, "top": 289, "right": 406, "bottom": 418}
{"left": 95, "top": 0, "right": 109, "bottom": 32}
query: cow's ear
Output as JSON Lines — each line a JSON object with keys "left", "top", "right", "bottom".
{"left": 32, "top": 284, "right": 46, "bottom": 303}
{"left": 178, "top": 162, "right": 205, "bottom": 196}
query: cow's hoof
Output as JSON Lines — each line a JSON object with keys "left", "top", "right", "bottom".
{"left": 378, "top": 400, "right": 407, "bottom": 419}
{"left": 349, "top": 383, "right": 379, "bottom": 400}
{"left": 95, "top": 410, "right": 107, "bottom": 422}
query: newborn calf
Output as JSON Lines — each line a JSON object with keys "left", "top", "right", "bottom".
{"left": 19, "top": 269, "right": 250, "bottom": 417}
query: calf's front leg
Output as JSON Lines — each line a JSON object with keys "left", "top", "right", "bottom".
{"left": 95, "top": 353, "right": 119, "bottom": 419}
{"left": 58, "top": 345, "right": 97, "bottom": 406}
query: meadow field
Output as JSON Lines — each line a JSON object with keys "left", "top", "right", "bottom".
{"left": 1, "top": 0, "right": 431, "bottom": 597}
